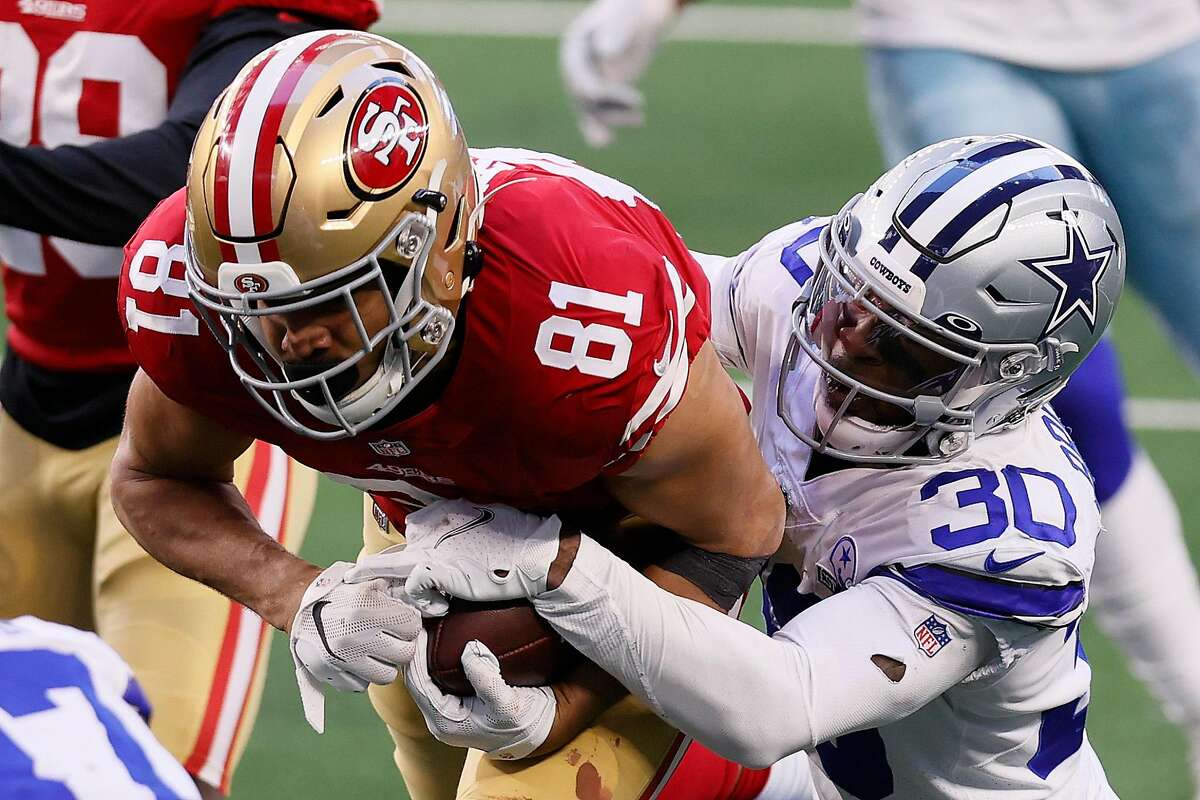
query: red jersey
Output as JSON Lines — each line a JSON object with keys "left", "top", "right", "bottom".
{"left": 120, "top": 149, "right": 710, "bottom": 524}
{"left": 0, "top": 0, "right": 378, "bottom": 372}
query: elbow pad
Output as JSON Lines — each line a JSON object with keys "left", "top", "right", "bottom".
{"left": 656, "top": 544, "right": 769, "bottom": 610}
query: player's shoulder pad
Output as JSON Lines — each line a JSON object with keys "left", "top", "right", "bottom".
{"left": 722, "top": 216, "right": 828, "bottom": 362}
{"left": 731, "top": 215, "right": 828, "bottom": 298}
{"left": 868, "top": 417, "right": 1100, "bottom": 627}
{"left": 212, "top": 0, "right": 380, "bottom": 29}
{"left": 467, "top": 149, "right": 708, "bottom": 472}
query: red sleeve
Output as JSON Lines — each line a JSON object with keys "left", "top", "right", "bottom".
{"left": 120, "top": 189, "right": 270, "bottom": 433}
{"left": 477, "top": 171, "right": 711, "bottom": 489}
{"left": 213, "top": 0, "right": 380, "bottom": 29}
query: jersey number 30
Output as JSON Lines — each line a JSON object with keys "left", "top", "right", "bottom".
{"left": 535, "top": 282, "right": 643, "bottom": 378}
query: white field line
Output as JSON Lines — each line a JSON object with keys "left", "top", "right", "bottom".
{"left": 1127, "top": 398, "right": 1200, "bottom": 432}
{"left": 379, "top": 1, "right": 860, "bottom": 44}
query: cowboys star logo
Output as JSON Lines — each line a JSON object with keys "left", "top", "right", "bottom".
{"left": 1020, "top": 201, "right": 1116, "bottom": 336}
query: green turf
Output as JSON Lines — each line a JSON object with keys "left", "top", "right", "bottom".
{"left": 221, "top": 31, "right": 1200, "bottom": 798}
{"left": 0, "top": 19, "right": 1186, "bottom": 796}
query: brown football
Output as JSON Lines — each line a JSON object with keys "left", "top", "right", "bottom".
{"left": 424, "top": 599, "right": 580, "bottom": 696}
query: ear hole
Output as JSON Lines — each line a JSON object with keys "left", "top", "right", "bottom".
{"left": 316, "top": 87, "right": 344, "bottom": 118}
{"left": 871, "top": 654, "right": 906, "bottom": 683}
{"left": 492, "top": 569, "right": 510, "bottom": 579}
{"left": 444, "top": 197, "right": 466, "bottom": 250}
{"left": 376, "top": 61, "right": 414, "bottom": 78}
{"left": 326, "top": 204, "right": 358, "bottom": 222}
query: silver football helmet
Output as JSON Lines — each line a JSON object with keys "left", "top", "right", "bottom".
{"left": 781, "top": 134, "right": 1126, "bottom": 464}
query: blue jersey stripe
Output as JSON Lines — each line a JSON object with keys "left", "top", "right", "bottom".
{"left": 870, "top": 563, "right": 1085, "bottom": 623}
{"left": 779, "top": 225, "right": 823, "bottom": 286}
{"left": 0, "top": 650, "right": 186, "bottom": 799}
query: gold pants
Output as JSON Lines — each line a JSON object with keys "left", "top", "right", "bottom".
{"left": 362, "top": 497, "right": 688, "bottom": 800}
{"left": 0, "top": 409, "right": 317, "bottom": 792}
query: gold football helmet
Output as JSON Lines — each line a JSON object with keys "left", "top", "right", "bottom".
{"left": 185, "top": 31, "right": 479, "bottom": 439}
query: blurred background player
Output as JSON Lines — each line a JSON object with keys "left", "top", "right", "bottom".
{"left": 0, "top": 616, "right": 200, "bottom": 800}
{"left": 559, "top": 1, "right": 1200, "bottom": 792}
{"left": 0, "top": 1, "right": 378, "bottom": 796}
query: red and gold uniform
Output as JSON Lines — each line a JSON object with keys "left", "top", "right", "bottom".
{"left": 121, "top": 147, "right": 723, "bottom": 799}
{"left": 0, "top": 0, "right": 376, "bottom": 791}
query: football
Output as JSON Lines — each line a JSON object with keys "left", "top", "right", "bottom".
{"left": 424, "top": 599, "right": 580, "bottom": 696}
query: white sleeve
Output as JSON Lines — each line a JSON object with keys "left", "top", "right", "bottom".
{"left": 692, "top": 229, "right": 810, "bottom": 380}
{"left": 691, "top": 250, "right": 751, "bottom": 373}
{"left": 534, "top": 536, "right": 990, "bottom": 768}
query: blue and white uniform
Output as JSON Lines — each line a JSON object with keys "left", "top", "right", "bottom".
{"left": 860, "top": 4, "right": 1200, "bottom": 777}
{"left": 702, "top": 219, "right": 1114, "bottom": 798}
{"left": 0, "top": 616, "right": 199, "bottom": 800}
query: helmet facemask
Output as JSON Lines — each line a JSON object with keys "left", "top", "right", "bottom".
{"left": 186, "top": 207, "right": 456, "bottom": 440}
{"left": 780, "top": 198, "right": 1040, "bottom": 464}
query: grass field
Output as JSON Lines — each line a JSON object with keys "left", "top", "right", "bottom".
{"left": 210, "top": 22, "right": 1200, "bottom": 799}
{"left": 4, "top": 5, "right": 1195, "bottom": 797}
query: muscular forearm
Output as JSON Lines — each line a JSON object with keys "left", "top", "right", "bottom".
{"left": 110, "top": 456, "right": 318, "bottom": 631}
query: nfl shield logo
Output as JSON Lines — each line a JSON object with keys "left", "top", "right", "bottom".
{"left": 369, "top": 439, "right": 410, "bottom": 457}
{"left": 914, "top": 615, "right": 951, "bottom": 657}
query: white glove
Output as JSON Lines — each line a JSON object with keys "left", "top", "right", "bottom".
{"left": 345, "top": 500, "right": 563, "bottom": 616}
{"left": 289, "top": 562, "right": 421, "bottom": 733}
{"left": 560, "top": 0, "right": 680, "bottom": 147}
{"left": 405, "top": 631, "right": 558, "bottom": 760}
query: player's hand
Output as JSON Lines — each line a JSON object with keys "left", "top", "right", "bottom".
{"left": 560, "top": 0, "right": 680, "bottom": 147}
{"left": 406, "top": 632, "right": 557, "bottom": 760}
{"left": 346, "top": 500, "right": 563, "bottom": 616}
{"left": 289, "top": 562, "right": 420, "bottom": 733}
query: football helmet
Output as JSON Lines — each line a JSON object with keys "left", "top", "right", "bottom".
{"left": 185, "top": 31, "right": 478, "bottom": 439}
{"left": 782, "top": 134, "right": 1126, "bottom": 463}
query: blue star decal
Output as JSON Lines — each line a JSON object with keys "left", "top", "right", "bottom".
{"left": 839, "top": 546, "right": 852, "bottom": 567}
{"left": 1020, "top": 203, "right": 1115, "bottom": 336}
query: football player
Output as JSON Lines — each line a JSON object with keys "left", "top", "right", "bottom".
{"left": 561, "top": 0, "right": 1200, "bottom": 788}
{"left": 111, "top": 31, "right": 786, "bottom": 800}
{"left": 377, "top": 135, "right": 1125, "bottom": 798}
{"left": 0, "top": 2, "right": 377, "bottom": 796}
{"left": 0, "top": 616, "right": 200, "bottom": 800}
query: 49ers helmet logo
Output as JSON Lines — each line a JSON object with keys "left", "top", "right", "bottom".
{"left": 345, "top": 78, "right": 429, "bottom": 200}
{"left": 235, "top": 274, "right": 269, "bottom": 293}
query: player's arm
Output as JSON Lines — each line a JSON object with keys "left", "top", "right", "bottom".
{"left": 605, "top": 341, "right": 784, "bottom": 602}
{"left": 110, "top": 370, "right": 319, "bottom": 629}
{"left": 113, "top": 370, "right": 420, "bottom": 731}
{"left": 411, "top": 527, "right": 994, "bottom": 768}
{"left": 525, "top": 344, "right": 783, "bottom": 754}
{"left": 560, "top": 0, "right": 689, "bottom": 146}
{"left": 0, "top": 8, "right": 327, "bottom": 245}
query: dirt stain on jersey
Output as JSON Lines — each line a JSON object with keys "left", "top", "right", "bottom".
{"left": 576, "top": 762, "right": 613, "bottom": 800}
{"left": 566, "top": 747, "right": 582, "bottom": 766}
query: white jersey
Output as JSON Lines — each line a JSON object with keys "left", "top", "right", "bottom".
{"left": 0, "top": 617, "right": 199, "bottom": 800}
{"left": 859, "top": 0, "right": 1200, "bottom": 71}
{"left": 699, "top": 218, "right": 1116, "bottom": 799}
